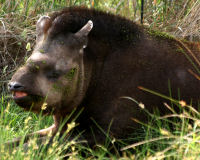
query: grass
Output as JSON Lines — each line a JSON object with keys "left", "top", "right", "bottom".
{"left": 0, "top": 0, "right": 200, "bottom": 159}
{"left": 1, "top": 94, "right": 200, "bottom": 159}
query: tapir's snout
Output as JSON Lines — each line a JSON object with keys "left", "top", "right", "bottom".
{"left": 8, "top": 82, "right": 25, "bottom": 92}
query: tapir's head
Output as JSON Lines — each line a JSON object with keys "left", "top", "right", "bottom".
{"left": 8, "top": 16, "right": 93, "bottom": 114}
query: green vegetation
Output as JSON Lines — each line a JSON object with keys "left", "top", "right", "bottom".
{"left": 1, "top": 94, "right": 200, "bottom": 159}
{"left": 65, "top": 68, "right": 77, "bottom": 80}
{"left": 0, "top": 0, "right": 200, "bottom": 159}
{"left": 147, "top": 29, "right": 175, "bottom": 40}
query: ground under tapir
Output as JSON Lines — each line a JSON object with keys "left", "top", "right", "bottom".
{"left": 8, "top": 7, "right": 200, "bottom": 146}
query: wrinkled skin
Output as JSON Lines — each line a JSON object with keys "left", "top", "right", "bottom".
{"left": 8, "top": 7, "right": 200, "bottom": 148}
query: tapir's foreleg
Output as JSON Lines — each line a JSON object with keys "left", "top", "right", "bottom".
{"left": 4, "top": 124, "right": 57, "bottom": 148}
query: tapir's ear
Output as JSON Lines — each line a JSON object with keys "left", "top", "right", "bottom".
{"left": 75, "top": 20, "right": 93, "bottom": 37}
{"left": 36, "top": 16, "right": 51, "bottom": 39}
{"left": 75, "top": 20, "right": 93, "bottom": 49}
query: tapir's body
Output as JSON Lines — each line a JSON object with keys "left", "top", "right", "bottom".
{"left": 8, "top": 7, "right": 200, "bottom": 146}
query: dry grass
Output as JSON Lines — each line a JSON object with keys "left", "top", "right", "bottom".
{"left": 174, "top": 1, "right": 200, "bottom": 41}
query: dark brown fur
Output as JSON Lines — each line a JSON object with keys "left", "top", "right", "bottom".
{"left": 8, "top": 7, "right": 200, "bottom": 147}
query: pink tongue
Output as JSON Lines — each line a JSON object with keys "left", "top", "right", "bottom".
{"left": 14, "top": 92, "right": 28, "bottom": 98}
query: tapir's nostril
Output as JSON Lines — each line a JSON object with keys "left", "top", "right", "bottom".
{"left": 8, "top": 82, "right": 24, "bottom": 91}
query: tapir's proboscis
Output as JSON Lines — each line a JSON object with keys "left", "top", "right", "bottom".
{"left": 7, "top": 7, "right": 200, "bottom": 148}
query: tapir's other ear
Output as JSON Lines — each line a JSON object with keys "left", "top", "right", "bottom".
{"left": 36, "top": 16, "right": 51, "bottom": 39}
{"left": 75, "top": 20, "right": 93, "bottom": 37}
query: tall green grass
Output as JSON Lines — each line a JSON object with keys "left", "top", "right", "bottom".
{"left": 1, "top": 94, "right": 200, "bottom": 159}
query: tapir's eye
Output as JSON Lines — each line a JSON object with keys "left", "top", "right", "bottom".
{"left": 46, "top": 70, "right": 61, "bottom": 80}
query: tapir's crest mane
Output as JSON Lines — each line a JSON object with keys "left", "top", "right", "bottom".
{"left": 47, "top": 6, "right": 142, "bottom": 47}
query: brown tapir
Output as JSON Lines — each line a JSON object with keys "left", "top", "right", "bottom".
{"left": 8, "top": 7, "right": 200, "bottom": 147}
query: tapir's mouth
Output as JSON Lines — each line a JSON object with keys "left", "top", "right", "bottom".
{"left": 12, "top": 91, "right": 28, "bottom": 99}
{"left": 12, "top": 91, "right": 44, "bottom": 111}
{"left": 12, "top": 91, "right": 43, "bottom": 104}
